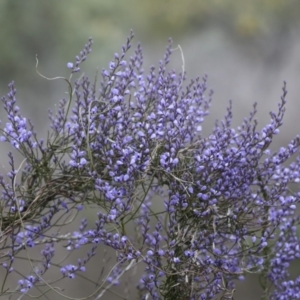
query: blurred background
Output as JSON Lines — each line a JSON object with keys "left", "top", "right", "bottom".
{"left": 1, "top": 0, "right": 300, "bottom": 299}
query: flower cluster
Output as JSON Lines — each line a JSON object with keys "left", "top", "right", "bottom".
{"left": 1, "top": 31, "right": 300, "bottom": 300}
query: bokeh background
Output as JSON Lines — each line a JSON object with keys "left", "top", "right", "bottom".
{"left": 1, "top": 1, "right": 300, "bottom": 299}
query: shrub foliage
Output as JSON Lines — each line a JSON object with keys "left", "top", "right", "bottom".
{"left": 1, "top": 32, "right": 300, "bottom": 300}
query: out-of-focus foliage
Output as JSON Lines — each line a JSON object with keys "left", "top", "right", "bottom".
{"left": 0, "top": 1, "right": 64, "bottom": 82}
{"left": 57, "top": 0, "right": 300, "bottom": 39}
{"left": 156, "top": 0, "right": 299, "bottom": 37}
{"left": 1, "top": 0, "right": 300, "bottom": 86}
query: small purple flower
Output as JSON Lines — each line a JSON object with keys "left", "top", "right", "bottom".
{"left": 67, "top": 62, "right": 74, "bottom": 69}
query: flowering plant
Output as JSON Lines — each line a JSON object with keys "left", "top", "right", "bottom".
{"left": 1, "top": 31, "right": 300, "bottom": 300}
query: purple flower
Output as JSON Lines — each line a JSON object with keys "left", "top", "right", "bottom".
{"left": 67, "top": 62, "right": 74, "bottom": 69}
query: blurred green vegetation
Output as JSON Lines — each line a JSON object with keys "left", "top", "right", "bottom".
{"left": 0, "top": 0, "right": 299, "bottom": 92}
